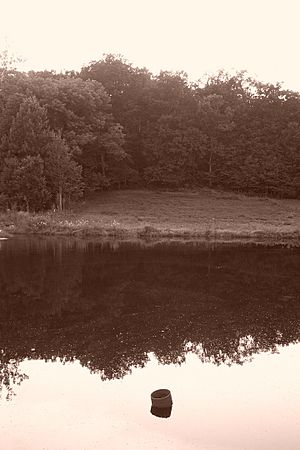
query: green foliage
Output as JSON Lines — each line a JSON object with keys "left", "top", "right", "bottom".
{"left": 0, "top": 86, "right": 85, "bottom": 211}
{"left": 44, "top": 133, "right": 83, "bottom": 209}
{"left": 0, "top": 65, "right": 129, "bottom": 209}
{"left": 144, "top": 117, "right": 207, "bottom": 187}
{"left": 1, "top": 51, "right": 300, "bottom": 203}
{"left": 5, "top": 96, "right": 50, "bottom": 157}
{"left": 1, "top": 155, "right": 47, "bottom": 211}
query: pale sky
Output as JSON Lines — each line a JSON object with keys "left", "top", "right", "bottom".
{"left": 1, "top": 346, "right": 300, "bottom": 449}
{"left": 1, "top": 0, "right": 300, "bottom": 90}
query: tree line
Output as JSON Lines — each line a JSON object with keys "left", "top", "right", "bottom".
{"left": 1, "top": 53, "right": 300, "bottom": 211}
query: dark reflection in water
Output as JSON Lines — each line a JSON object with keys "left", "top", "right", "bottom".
{"left": 0, "top": 238, "right": 299, "bottom": 399}
{"left": 151, "top": 406, "right": 172, "bottom": 418}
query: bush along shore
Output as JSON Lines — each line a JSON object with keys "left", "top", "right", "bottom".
{"left": 0, "top": 190, "right": 300, "bottom": 245}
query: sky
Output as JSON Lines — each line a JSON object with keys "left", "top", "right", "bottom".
{"left": 1, "top": 0, "right": 300, "bottom": 90}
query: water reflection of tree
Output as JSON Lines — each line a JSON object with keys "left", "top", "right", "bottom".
{"left": 0, "top": 351, "right": 28, "bottom": 400}
{"left": 0, "top": 239, "right": 299, "bottom": 393}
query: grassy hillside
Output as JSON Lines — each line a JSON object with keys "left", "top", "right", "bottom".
{"left": 1, "top": 189, "right": 300, "bottom": 242}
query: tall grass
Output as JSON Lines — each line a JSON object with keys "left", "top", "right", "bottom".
{"left": 0, "top": 189, "right": 299, "bottom": 242}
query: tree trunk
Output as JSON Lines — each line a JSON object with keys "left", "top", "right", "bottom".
{"left": 209, "top": 151, "right": 213, "bottom": 188}
{"left": 58, "top": 186, "right": 63, "bottom": 211}
{"left": 100, "top": 153, "right": 106, "bottom": 177}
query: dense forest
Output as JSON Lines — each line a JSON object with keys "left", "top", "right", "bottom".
{"left": 1, "top": 53, "right": 300, "bottom": 211}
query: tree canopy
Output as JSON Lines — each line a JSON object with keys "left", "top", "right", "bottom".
{"left": 1, "top": 52, "right": 300, "bottom": 211}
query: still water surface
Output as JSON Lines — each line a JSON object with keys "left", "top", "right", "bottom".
{"left": 0, "top": 238, "right": 299, "bottom": 449}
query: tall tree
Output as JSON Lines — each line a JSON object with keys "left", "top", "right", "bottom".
{"left": 1, "top": 155, "right": 47, "bottom": 211}
{"left": 44, "top": 134, "right": 83, "bottom": 210}
{"left": 195, "top": 89, "right": 235, "bottom": 188}
{"left": 5, "top": 96, "right": 50, "bottom": 158}
{"left": 81, "top": 55, "right": 154, "bottom": 178}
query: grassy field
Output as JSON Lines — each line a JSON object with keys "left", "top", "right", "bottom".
{"left": 1, "top": 189, "right": 300, "bottom": 243}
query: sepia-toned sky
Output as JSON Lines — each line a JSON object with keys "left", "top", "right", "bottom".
{"left": 1, "top": 0, "right": 300, "bottom": 90}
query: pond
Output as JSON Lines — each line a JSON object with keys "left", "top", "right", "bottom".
{"left": 0, "top": 237, "right": 299, "bottom": 449}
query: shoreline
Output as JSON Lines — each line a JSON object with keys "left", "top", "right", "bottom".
{"left": 1, "top": 189, "right": 299, "bottom": 245}
{"left": 1, "top": 213, "right": 299, "bottom": 246}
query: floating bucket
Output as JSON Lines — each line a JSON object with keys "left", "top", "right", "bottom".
{"left": 151, "top": 389, "right": 172, "bottom": 409}
{"left": 150, "top": 389, "right": 173, "bottom": 418}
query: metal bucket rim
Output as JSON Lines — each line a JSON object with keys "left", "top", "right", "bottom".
{"left": 151, "top": 389, "right": 171, "bottom": 400}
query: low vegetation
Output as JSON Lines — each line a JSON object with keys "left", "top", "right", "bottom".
{"left": 1, "top": 189, "right": 299, "bottom": 243}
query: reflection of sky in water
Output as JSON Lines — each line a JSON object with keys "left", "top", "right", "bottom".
{"left": 0, "top": 343, "right": 299, "bottom": 450}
